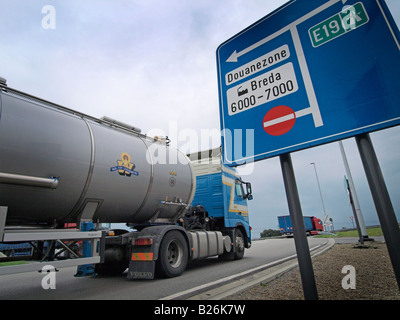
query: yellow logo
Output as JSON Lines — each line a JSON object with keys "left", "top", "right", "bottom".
{"left": 110, "top": 152, "right": 139, "bottom": 177}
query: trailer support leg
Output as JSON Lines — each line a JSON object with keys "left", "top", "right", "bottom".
{"left": 75, "top": 220, "right": 97, "bottom": 277}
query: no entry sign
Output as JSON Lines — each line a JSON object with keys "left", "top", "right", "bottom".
{"left": 217, "top": 0, "right": 400, "bottom": 166}
{"left": 263, "top": 105, "right": 296, "bottom": 136}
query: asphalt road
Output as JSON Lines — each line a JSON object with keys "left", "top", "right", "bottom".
{"left": 0, "top": 237, "right": 328, "bottom": 300}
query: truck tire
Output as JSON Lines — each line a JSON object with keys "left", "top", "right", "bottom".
{"left": 156, "top": 230, "right": 188, "bottom": 278}
{"left": 234, "top": 228, "right": 245, "bottom": 260}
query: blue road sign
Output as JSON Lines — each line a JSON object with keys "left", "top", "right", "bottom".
{"left": 217, "top": 0, "right": 400, "bottom": 166}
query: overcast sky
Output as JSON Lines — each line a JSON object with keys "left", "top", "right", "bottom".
{"left": 1, "top": 0, "right": 399, "bottom": 237}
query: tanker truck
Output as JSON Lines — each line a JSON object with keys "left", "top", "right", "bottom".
{"left": 0, "top": 77, "right": 252, "bottom": 279}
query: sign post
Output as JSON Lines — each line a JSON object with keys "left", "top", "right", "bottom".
{"left": 280, "top": 153, "right": 318, "bottom": 300}
{"left": 356, "top": 133, "right": 400, "bottom": 290}
{"left": 345, "top": 176, "right": 364, "bottom": 245}
{"left": 339, "top": 141, "right": 369, "bottom": 240}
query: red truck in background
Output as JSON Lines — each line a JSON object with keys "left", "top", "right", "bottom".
{"left": 278, "top": 215, "right": 323, "bottom": 236}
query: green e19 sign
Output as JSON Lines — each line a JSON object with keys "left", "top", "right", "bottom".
{"left": 309, "top": 2, "right": 369, "bottom": 48}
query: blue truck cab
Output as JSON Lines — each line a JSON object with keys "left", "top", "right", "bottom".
{"left": 188, "top": 148, "right": 252, "bottom": 258}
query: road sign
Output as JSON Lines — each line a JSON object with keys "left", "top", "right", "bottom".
{"left": 217, "top": 0, "right": 400, "bottom": 166}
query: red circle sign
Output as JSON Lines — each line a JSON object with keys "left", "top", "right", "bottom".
{"left": 263, "top": 105, "right": 296, "bottom": 136}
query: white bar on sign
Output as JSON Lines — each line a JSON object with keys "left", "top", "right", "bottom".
{"left": 264, "top": 113, "right": 295, "bottom": 128}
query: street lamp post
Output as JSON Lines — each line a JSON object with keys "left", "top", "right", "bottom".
{"left": 310, "top": 162, "right": 328, "bottom": 231}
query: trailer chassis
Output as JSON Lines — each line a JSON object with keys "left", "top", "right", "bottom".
{"left": 0, "top": 206, "right": 105, "bottom": 276}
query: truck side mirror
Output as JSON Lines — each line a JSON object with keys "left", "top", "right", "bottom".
{"left": 245, "top": 182, "right": 253, "bottom": 200}
{"left": 246, "top": 182, "right": 252, "bottom": 195}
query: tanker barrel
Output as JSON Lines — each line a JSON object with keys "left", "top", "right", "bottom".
{"left": 0, "top": 81, "right": 195, "bottom": 226}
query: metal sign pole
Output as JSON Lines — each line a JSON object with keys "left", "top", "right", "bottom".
{"left": 345, "top": 176, "right": 364, "bottom": 245}
{"left": 280, "top": 153, "right": 318, "bottom": 300}
{"left": 339, "top": 141, "right": 369, "bottom": 239}
{"left": 355, "top": 133, "right": 400, "bottom": 290}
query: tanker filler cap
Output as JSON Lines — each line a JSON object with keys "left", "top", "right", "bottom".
{"left": 0, "top": 77, "right": 7, "bottom": 86}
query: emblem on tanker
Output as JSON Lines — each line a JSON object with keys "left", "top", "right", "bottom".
{"left": 110, "top": 152, "right": 139, "bottom": 177}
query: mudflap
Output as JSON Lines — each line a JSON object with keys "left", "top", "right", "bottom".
{"left": 127, "top": 261, "right": 155, "bottom": 280}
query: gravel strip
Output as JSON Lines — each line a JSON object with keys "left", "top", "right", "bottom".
{"left": 226, "top": 241, "right": 400, "bottom": 300}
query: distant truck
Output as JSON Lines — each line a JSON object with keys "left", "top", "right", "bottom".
{"left": 0, "top": 242, "right": 32, "bottom": 257}
{"left": 278, "top": 215, "right": 323, "bottom": 236}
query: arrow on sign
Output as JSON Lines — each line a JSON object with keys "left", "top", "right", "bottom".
{"left": 226, "top": 0, "right": 342, "bottom": 63}
{"left": 226, "top": 34, "right": 279, "bottom": 62}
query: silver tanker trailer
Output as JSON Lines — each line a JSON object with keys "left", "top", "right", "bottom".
{"left": 0, "top": 77, "right": 252, "bottom": 279}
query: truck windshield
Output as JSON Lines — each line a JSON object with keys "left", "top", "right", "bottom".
{"left": 235, "top": 181, "right": 244, "bottom": 198}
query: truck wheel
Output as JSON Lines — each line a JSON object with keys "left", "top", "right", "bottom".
{"left": 156, "top": 231, "right": 188, "bottom": 278}
{"left": 234, "top": 228, "right": 245, "bottom": 260}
